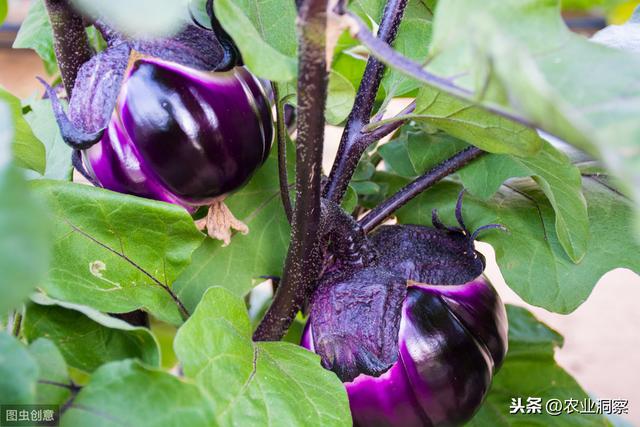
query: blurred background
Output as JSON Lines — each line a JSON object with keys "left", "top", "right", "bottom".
{"left": 1, "top": 0, "right": 639, "bottom": 425}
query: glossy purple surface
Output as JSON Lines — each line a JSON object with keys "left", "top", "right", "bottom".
{"left": 302, "top": 276, "right": 507, "bottom": 427}
{"left": 84, "top": 59, "right": 273, "bottom": 207}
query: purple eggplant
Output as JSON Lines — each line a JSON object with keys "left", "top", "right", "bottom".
{"left": 81, "top": 61, "right": 272, "bottom": 208}
{"left": 302, "top": 194, "right": 508, "bottom": 426}
{"left": 42, "top": 9, "right": 273, "bottom": 243}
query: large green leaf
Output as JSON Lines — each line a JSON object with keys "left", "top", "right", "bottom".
{"left": 213, "top": 0, "right": 297, "bottom": 81}
{"left": 382, "top": 175, "right": 639, "bottom": 313}
{"left": 379, "top": 127, "right": 589, "bottom": 262}
{"left": 0, "top": 88, "right": 46, "bottom": 174}
{"left": 0, "top": 333, "right": 38, "bottom": 404}
{"left": 12, "top": 0, "right": 57, "bottom": 75}
{"left": 0, "top": 102, "right": 50, "bottom": 318}
{"left": 424, "top": 0, "right": 640, "bottom": 221}
{"left": 469, "top": 305, "right": 611, "bottom": 426}
{"left": 33, "top": 181, "right": 204, "bottom": 325}
{"left": 29, "top": 338, "right": 72, "bottom": 405}
{"left": 61, "top": 360, "right": 214, "bottom": 426}
{"left": 174, "top": 287, "right": 351, "bottom": 426}
{"left": 24, "top": 99, "right": 73, "bottom": 180}
{"left": 174, "top": 144, "right": 291, "bottom": 311}
{"left": 24, "top": 294, "right": 160, "bottom": 373}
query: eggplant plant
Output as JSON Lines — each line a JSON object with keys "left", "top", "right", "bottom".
{"left": 0, "top": 0, "right": 639, "bottom": 426}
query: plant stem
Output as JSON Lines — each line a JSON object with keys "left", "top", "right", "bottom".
{"left": 253, "top": 0, "right": 329, "bottom": 341}
{"left": 273, "top": 83, "right": 293, "bottom": 223}
{"left": 359, "top": 147, "right": 485, "bottom": 232}
{"left": 346, "top": 12, "right": 536, "bottom": 129}
{"left": 11, "top": 311, "right": 22, "bottom": 337}
{"left": 323, "top": 0, "right": 409, "bottom": 203}
{"left": 360, "top": 100, "right": 415, "bottom": 144}
{"left": 44, "top": 0, "right": 93, "bottom": 95}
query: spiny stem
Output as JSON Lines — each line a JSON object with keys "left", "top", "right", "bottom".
{"left": 323, "top": 0, "right": 410, "bottom": 203}
{"left": 273, "top": 83, "right": 293, "bottom": 223}
{"left": 253, "top": 0, "right": 329, "bottom": 341}
{"left": 359, "top": 147, "right": 485, "bottom": 232}
{"left": 44, "top": 0, "right": 93, "bottom": 95}
{"left": 346, "top": 11, "right": 536, "bottom": 129}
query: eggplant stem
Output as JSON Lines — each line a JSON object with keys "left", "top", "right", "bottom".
{"left": 322, "top": 0, "right": 410, "bottom": 204}
{"left": 43, "top": 0, "right": 93, "bottom": 95}
{"left": 253, "top": 0, "right": 329, "bottom": 342}
{"left": 359, "top": 147, "right": 486, "bottom": 233}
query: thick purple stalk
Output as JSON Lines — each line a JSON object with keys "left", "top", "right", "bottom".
{"left": 253, "top": 0, "right": 329, "bottom": 341}
{"left": 44, "top": 0, "right": 93, "bottom": 94}
{"left": 323, "top": 0, "right": 409, "bottom": 203}
{"left": 359, "top": 147, "right": 485, "bottom": 232}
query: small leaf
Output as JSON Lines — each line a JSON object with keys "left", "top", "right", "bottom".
{"left": 24, "top": 99, "right": 73, "bottom": 180}
{"left": 469, "top": 306, "right": 611, "bottom": 426}
{"left": 61, "top": 360, "right": 215, "bottom": 426}
{"left": 0, "top": 333, "right": 38, "bottom": 404}
{"left": 12, "top": 0, "right": 57, "bottom": 75}
{"left": 326, "top": 70, "right": 357, "bottom": 125}
{"left": 174, "top": 143, "right": 291, "bottom": 310}
{"left": 214, "top": 0, "right": 297, "bottom": 81}
{"left": 0, "top": 88, "right": 46, "bottom": 174}
{"left": 174, "top": 287, "right": 351, "bottom": 426}
{"left": 29, "top": 338, "right": 71, "bottom": 405}
{"left": 24, "top": 294, "right": 160, "bottom": 373}
{"left": 33, "top": 181, "right": 204, "bottom": 325}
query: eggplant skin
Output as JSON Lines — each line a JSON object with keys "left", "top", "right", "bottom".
{"left": 302, "top": 223, "right": 508, "bottom": 427}
{"left": 83, "top": 59, "right": 273, "bottom": 208}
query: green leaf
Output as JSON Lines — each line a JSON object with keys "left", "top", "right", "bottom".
{"left": 469, "top": 305, "right": 611, "bottom": 426}
{"left": 414, "top": 87, "right": 544, "bottom": 156}
{"left": 33, "top": 181, "right": 204, "bottom": 325}
{"left": 426, "top": 0, "right": 640, "bottom": 224}
{"left": 0, "top": 0, "right": 7, "bottom": 25}
{"left": 0, "top": 88, "right": 46, "bottom": 174}
{"left": 0, "top": 102, "right": 50, "bottom": 317}
{"left": 28, "top": 338, "right": 71, "bottom": 405}
{"left": 214, "top": 0, "right": 297, "bottom": 81}
{"left": 174, "top": 145, "right": 291, "bottom": 311}
{"left": 23, "top": 294, "right": 160, "bottom": 373}
{"left": 381, "top": 0, "right": 434, "bottom": 97}
{"left": 175, "top": 287, "right": 351, "bottom": 426}
{"left": 24, "top": 99, "right": 73, "bottom": 180}
{"left": 326, "top": 70, "right": 357, "bottom": 125}
{"left": 70, "top": 0, "right": 189, "bottom": 38}
{"left": 61, "top": 360, "right": 215, "bottom": 426}
{"left": 12, "top": 0, "right": 57, "bottom": 75}
{"left": 386, "top": 176, "right": 639, "bottom": 313}
{"left": 0, "top": 333, "right": 38, "bottom": 404}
